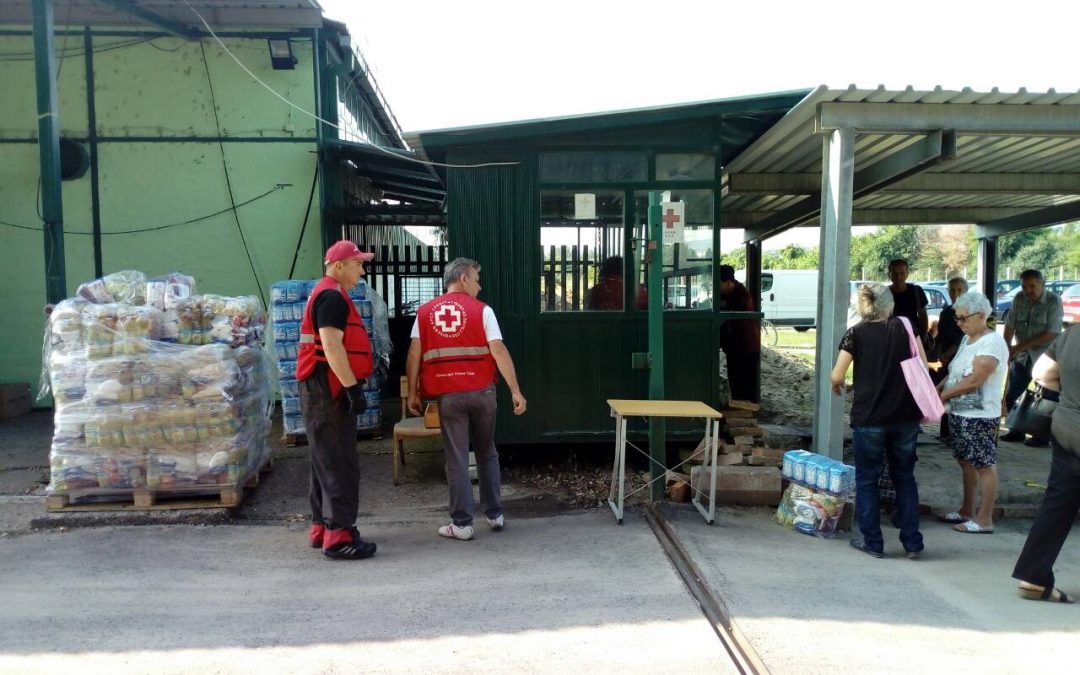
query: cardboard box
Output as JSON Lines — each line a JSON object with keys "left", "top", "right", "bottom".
{"left": 0, "top": 382, "right": 32, "bottom": 420}
{"left": 423, "top": 402, "right": 440, "bottom": 428}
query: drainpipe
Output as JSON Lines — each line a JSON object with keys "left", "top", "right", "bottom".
{"left": 32, "top": 0, "right": 67, "bottom": 303}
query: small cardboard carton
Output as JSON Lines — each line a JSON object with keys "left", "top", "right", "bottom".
{"left": 423, "top": 402, "right": 440, "bottom": 429}
{"left": 0, "top": 382, "right": 32, "bottom": 420}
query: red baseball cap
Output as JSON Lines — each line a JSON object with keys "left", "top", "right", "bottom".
{"left": 324, "top": 240, "right": 375, "bottom": 264}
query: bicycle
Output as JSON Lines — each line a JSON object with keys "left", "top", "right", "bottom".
{"left": 760, "top": 318, "right": 779, "bottom": 347}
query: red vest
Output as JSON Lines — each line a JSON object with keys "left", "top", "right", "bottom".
{"left": 296, "top": 277, "right": 373, "bottom": 399}
{"left": 418, "top": 292, "right": 497, "bottom": 397}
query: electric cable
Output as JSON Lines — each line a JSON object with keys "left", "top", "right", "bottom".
{"left": 288, "top": 163, "right": 319, "bottom": 279}
{"left": 2, "top": 184, "right": 287, "bottom": 235}
{"left": 183, "top": 1, "right": 518, "bottom": 170}
{"left": 200, "top": 40, "right": 267, "bottom": 303}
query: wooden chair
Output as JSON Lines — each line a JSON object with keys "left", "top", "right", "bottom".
{"left": 392, "top": 376, "right": 441, "bottom": 485}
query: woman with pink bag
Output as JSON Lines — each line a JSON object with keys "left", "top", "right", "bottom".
{"left": 937, "top": 292, "right": 1009, "bottom": 535}
{"left": 830, "top": 282, "right": 927, "bottom": 559}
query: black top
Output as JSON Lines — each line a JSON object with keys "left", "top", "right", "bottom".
{"left": 937, "top": 305, "right": 965, "bottom": 356}
{"left": 891, "top": 284, "right": 928, "bottom": 336}
{"left": 839, "top": 317, "right": 923, "bottom": 427}
{"left": 309, "top": 288, "right": 350, "bottom": 379}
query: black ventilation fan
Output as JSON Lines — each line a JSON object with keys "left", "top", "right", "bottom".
{"left": 59, "top": 139, "right": 89, "bottom": 180}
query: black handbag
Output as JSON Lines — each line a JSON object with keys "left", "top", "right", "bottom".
{"left": 1005, "top": 386, "right": 1060, "bottom": 438}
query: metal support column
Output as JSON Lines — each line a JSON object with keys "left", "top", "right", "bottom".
{"left": 32, "top": 0, "right": 67, "bottom": 303}
{"left": 647, "top": 191, "right": 666, "bottom": 502}
{"left": 977, "top": 236, "right": 997, "bottom": 302}
{"left": 813, "top": 128, "right": 855, "bottom": 460}
{"left": 745, "top": 239, "right": 763, "bottom": 403}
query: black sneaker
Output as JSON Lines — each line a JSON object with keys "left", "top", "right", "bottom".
{"left": 1000, "top": 431, "right": 1025, "bottom": 442}
{"left": 849, "top": 539, "right": 884, "bottom": 558}
{"left": 1023, "top": 437, "right": 1049, "bottom": 448}
{"left": 906, "top": 550, "right": 923, "bottom": 560}
{"left": 323, "top": 526, "right": 377, "bottom": 560}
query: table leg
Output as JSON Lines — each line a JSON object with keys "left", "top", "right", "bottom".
{"left": 692, "top": 418, "right": 719, "bottom": 524}
{"left": 608, "top": 413, "right": 625, "bottom": 524}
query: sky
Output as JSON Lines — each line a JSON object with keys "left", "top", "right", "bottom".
{"left": 320, "top": 0, "right": 1080, "bottom": 251}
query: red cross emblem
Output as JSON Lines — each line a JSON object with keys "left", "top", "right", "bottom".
{"left": 434, "top": 304, "right": 463, "bottom": 334}
{"left": 662, "top": 208, "right": 681, "bottom": 230}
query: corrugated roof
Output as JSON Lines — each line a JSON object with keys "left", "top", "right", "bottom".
{"left": 723, "top": 85, "right": 1080, "bottom": 234}
{"left": 0, "top": 1, "right": 324, "bottom": 29}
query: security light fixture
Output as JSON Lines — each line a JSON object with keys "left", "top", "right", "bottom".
{"left": 268, "top": 38, "right": 297, "bottom": 70}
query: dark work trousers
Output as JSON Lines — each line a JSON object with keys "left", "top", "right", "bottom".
{"left": 1012, "top": 433, "right": 1080, "bottom": 589}
{"left": 726, "top": 350, "right": 760, "bottom": 403}
{"left": 1004, "top": 359, "right": 1034, "bottom": 416}
{"left": 931, "top": 365, "right": 951, "bottom": 439}
{"left": 438, "top": 385, "right": 502, "bottom": 527}
{"left": 301, "top": 375, "right": 360, "bottom": 530}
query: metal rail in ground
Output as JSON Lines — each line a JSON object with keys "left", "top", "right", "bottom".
{"left": 644, "top": 505, "right": 770, "bottom": 675}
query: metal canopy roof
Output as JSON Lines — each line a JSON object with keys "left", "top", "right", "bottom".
{"left": 723, "top": 85, "right": 1080, "bottom": 242}
{"left": 323, "top": 139, "right": 446, "bottom": 207}
{"left": 0, "top": 1, "right": 324, "bottom": 30}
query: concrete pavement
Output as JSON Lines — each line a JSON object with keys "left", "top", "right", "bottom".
{"left": 0, "top": 512, "right": 737, "bottom": 674}
{"left": 664, "top": 503, "right": 1080, "bottom": 674}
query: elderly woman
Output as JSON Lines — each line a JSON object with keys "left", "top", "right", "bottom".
{"left": 937, "top": 292, "right": 1010, "bottom": 534}
{"left": 1012, "top": 326, "right": 1079, "bottom": 603}
{"left": 831, "top": 283, "right": 926, "bottom": 559}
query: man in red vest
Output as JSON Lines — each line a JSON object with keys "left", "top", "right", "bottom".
{"left": 297, "top": 240, "right": 377, "bottom": 559}
{"left": 406, "top": 257, "right": 526, "bottom": 541}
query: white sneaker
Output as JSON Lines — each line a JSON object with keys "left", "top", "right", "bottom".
{"left": 485, "top": 514, "right": 505, "bottom": 531}
{"left": 438, "top": 523, "right": 474, "bottom": 541}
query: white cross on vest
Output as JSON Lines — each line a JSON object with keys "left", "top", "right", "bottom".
{"left": 434, "top": 304, "right": 463, "bottom": 334}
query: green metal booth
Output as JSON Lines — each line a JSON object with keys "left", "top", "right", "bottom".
{"left": 408, "top": 91, "right": 810, "bottom": 445}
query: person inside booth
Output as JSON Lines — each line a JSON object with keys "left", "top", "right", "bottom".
{"left": 586, "top": 256, "right": 647, "bottom": 311}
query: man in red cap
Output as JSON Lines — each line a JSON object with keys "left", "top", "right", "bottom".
{"left": 297, "top": 240, "right": 377, "bottom": 559}
{"left": 406, "top": 257, "right": 526, "bottom": 541}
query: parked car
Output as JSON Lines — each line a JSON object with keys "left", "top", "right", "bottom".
{"left": 996, "top": 279, "right": 1020, "bottom": 298}
{"left": 1047, "top": 280, "right": 1080, "bottom": 296}
{"left": 996, "top": 286, "right": 1022, "bottom": 322}
{"left": 1062, "top": 283, "right": 1080, "bottom": 326}
{"left": 736, "top": 269, "right": 818, "bottom": 329}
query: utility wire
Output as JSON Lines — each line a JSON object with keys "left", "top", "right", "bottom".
{"left": 183, "top": 1, "right": 518, "bottom": 170}
{"left": 200, "top": 40, "right": 267, "bottom": 304}
{"left": 2, "top": 185, "right": 287, "bottom": 234}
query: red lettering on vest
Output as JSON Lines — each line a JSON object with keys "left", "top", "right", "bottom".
{"left": 296, "top": 276, "right": 373, "bottom": 399}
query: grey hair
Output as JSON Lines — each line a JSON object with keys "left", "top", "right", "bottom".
{"left": 857, "top": 282, "right": 894, "bottom": 321}
{"left": 952, "top": 291, "right": 993, "bottom": 318}
{"left": 947, "top": 276, "right": 968, "bottom": 288}
{"left": 443, "top": 257, "right": 480, "bottom": 289}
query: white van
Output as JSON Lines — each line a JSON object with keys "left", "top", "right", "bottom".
{"left": 736, "top": 269, "right": 818, "bottom": 329}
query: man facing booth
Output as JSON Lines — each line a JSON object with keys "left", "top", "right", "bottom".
{"left": 406, "top": 257, "right": 526, "bottom": 541}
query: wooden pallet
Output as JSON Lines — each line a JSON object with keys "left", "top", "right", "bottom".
{"left": 283, "top": 427, "right": 383, "bottom": 447}
{"left": 45, "top": 458, "right": 274, "bottom": 513}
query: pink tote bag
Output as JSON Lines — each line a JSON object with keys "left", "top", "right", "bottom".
{"left": 896, "top": 316, "right": 945, "bottom": 423}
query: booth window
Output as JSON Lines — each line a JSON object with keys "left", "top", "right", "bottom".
{"left": 540, "top": 191, "right": 625, "bottom": 311}
{"left": 655, "top": 153, "right": 715, "bottom": 181}
{"left": 633, "top": 189, "right": 714, "bottom": 310}
{"left": 540, "top": 152, "right": 647, "bottom": 183}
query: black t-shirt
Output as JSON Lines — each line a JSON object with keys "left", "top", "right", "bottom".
{"left": 838, "top": 317, "right": 923, "bottom": 427}
{"left": 937, "top": 305, "right": 965, "bottom": 356}
{"left": 890, "top": 284, "right": 928, "bottom": 336}
{"left": 309, "top": 289, "right": 349, "bottom": 378}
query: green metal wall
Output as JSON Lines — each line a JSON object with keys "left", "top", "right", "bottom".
{"left": 0, "top": 31, "right": 325, "bottom": 396}
{"left": 446, "top": 148, "right": 722, "bottom": 444}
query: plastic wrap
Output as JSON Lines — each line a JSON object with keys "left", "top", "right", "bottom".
{"left": 41, "top": 274, "right": 272, "bottom": 501}
{"left": 775, "top": 483, "right": 847, "bottom": 538}
{"left": 270, "top": 277, "right": 389, "bottom": 435}
{"left": 76, "top": 270, "right": 148, "bottom": 305}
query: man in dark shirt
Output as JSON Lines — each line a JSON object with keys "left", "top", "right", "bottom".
{"left": 932, "top": 277, "right": 969, "bottom": 440}
{"left": 719, "top": 265, "right": 760, "bottom": 402}
{"left": 888, "top": 258, "right": 929, "bottom": 337}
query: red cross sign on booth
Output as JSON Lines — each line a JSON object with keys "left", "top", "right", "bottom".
{"left": 660, "top": 201, "right": 685, "bottom": 244}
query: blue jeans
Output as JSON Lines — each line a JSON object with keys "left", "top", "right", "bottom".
{"left": 852, "top": 422, "right": 924, "bottom": 554}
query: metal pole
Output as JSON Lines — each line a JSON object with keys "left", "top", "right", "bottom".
{"left": 647, "top": 191, "right": 666, "bottom": 501}
{"left": 32, "top": 0, "right": 67, "bottom": 303}
{"left": 812, "top": 128, "right": 854, "bottom": 460}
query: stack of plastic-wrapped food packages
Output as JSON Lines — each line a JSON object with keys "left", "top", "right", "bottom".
{"left": 269, "top": 278, "right": 390, "bottom": 437}
{"left": 42, "top": 270, "right": 272, "bottom": 504}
